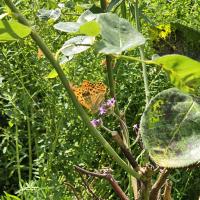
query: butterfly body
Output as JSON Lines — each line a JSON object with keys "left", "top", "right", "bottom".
{"left": 72, "top": 80, "right": 107, "bottom": 113}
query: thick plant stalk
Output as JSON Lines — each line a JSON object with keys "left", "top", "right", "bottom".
{"left": 3, "top": 0, "right": 142, "bottom": 181}
{"left": 140, "top": 166, "right": 153, "bottom": 200}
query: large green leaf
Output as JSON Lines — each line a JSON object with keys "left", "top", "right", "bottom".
{"left": 54, "top": 10, "right": 96, "bottom": 33}
{"left": 79, "top": 21, "right": 100, "bottom": 36}
{"left": 77, "top": 10, "right": 96, "bottom": 24}
{"left": 154, "top": 54, "right": 200, "bottom": 95}
{"left": 0, "top": 20, "right": 31, "bottom": 42}
{"left": 96, "top": 13, "right": 145, "bottom": 54}
{"left": 61, "top": 36, "right": 95, "bottom": 56}
{"left": 140, "top": 88, "right": 200, "bottom": 168}
{"left": 54, "top": 22, "right": 81, "bottom": 33}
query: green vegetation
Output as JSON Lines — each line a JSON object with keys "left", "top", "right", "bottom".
{"left": 0, "top": 0, "right": 200, "bottom": 199}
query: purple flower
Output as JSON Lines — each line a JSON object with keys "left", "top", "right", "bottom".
{"left": 98, "top": 98, "right": 116, "bottom": 116}
{"left": 106, "top": 98, "right": 115, "bottom": 107}
{"left": 133, "top": 124, "right": 139, "bottom": 131}
{"left": 90, "top": 119, "right": 101, "bottom": 127}
{"left": 99, "top": 106, "right": 107, "bottom": 115}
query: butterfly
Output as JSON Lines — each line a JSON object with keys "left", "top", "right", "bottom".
{"left": 72, "top": 80, "right": 107, "bottom": 113}
{"left": 37, "top": 48, "right": 44, "bottom": 59}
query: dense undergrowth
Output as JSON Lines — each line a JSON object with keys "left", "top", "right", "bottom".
{"left": 0, "top": 0, "right": 200, "bottom": 199}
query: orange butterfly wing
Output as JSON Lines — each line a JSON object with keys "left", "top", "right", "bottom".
{"left": 37, "top": 48, "right": 44, "bottom": 59}
{"left": 72, "top": 80, "right": 107, "bottom": 112}
{"left": 73, "top": 87, "right": 91, "bottom": 109}
{"left": 90, "top": 83, "right": 107, "bottom": 111}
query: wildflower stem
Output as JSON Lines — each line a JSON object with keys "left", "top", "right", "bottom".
{"left": 106, "top": 56, "right": 118, "bottom": 103}
{"left": 112, "top": 132, "right": 139, "bottom": 170}
{"left": 27, "top": 112, "right": 32, "bottom": 181}
{"left": 15, "top": 123, "right": 22, "bottom": 188}
{"left": 4, "top": 0, "right": 143, "bottom": 181}
{"left": 112, "top": 112, "right": 130, "bottom": 145}
{"left": 101, "top": 125, "right": 115, "bottom": 134}
{"left": 102, "top": 126, "right": 139, "bottom": 174}
{"left": 134, "top": 0, "right": 150, "bottom": 106}
{"left": 106, "top": 56, "right": 130, "bottom": 147}
{"left": 113, "top": 54, "right": 156, "bottom": 65}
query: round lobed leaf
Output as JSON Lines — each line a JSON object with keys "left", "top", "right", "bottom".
{"left": 54, "top": 22, "right": 81, "bottom": 33}
{"left": 61, "top": 36, "right": 95, "bottom": 56}
{"left": 0, "top": 20, "right": 31, "bottom": 42}
{"left": 154, "top": 54, "right": 200, "bottom": 95}
{"left": 79, "top": 21, "right": 100, "bottom": 36}
{"left": 54, "top": 10, "right": 97, "bottom": 34}
{"left": 96, "top": 13, "right": 145, "bottom": 54}
{"left": 140, "top": 88, "right": 200, "bottom": 168}
{"left": 77, "top": 10, "right": 97, "bottom": 24}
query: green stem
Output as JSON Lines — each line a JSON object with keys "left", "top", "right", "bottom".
{"left": 101, "top": 0, "right": 121, "bottom": 117}
{"left": 112, "top": 112, "right": 129, "bottom": 146}
{"left": 4, "top": 0, "right": 142, "bottom": 181}
{"left": 47, "top": 118, "right": 62, "bottom": 176}
{"left": 105, "top": 56, "right": 120, "bottom": 115}
{"left": 27, "top": 112, "right": 32, "bottom": 181}
{"left": 134, "top": 0, "right": 150, "bottom": 106}
{"left": 106, "top": 56, "right": 115, "bottom": 99}
{"left": 120, "top": 0, "right": 126, "bottom": 19}
{"left": 101, "top": 125, "right": 115, "bottom": 134}
{"left": 140, "top": 47, "right": 150, "bottom": 105}
{"left": 100, "top": 0, "right": 107, "bottom": 11}
{"left": 114, "top": 54, "right": 156, "bottom": 65}
{"left": 15, "top": 123, "right": 22, "bottom": 188}
{"left": 106, "top": 56, "right": 130, "bottom": 147}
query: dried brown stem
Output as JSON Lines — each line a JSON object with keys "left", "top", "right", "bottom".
{"left": 75, "top": 165, "right": 129, "bottom": 200}
{"left": 133, "top": 127, "right": 145, "bottom": 150}
{"left": 163, "top": 180, "right": 172, "bottom": 200}
{"left": 149, "top": 169, "right": 171, "bottom": 200}
{"left": 112, "top": 131, "right": 139, "bottom": 170}
{"left": 75, "top": 167, "right": 102, "bottom": 200}
{"left": 64, "top": 182, "right": 81, "bottom": 200}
